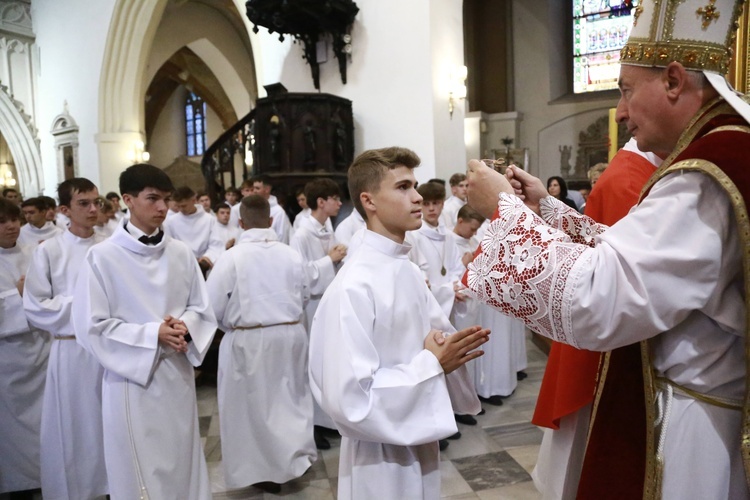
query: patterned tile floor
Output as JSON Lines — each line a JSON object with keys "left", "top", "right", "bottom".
{"left": 201, "top": 333, "right": 548, "bottom": 499}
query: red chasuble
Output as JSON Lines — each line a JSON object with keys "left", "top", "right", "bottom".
{"left": 577, "top": 102, "right": 750, "bottom": 499}
{"left": 531, "top": 149, "right": 657, "bottom": 431}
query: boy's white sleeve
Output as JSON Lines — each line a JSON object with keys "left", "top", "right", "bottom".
{"left": 309, "top": 284, "right": 458, "bottom": 446}
{"left": 203, "top": 218, "right": 225, "bottom": 264}
{"left": 72, "top": 252, "right": 161, "bottom": 386}
{"left": 205, "top": 251, "right": 234, "bottom": 331}
{"left": 23, "top": 243, "right": 72, "bottom": 334}
{"left": 290, "top": 232, "right": 335, "bottom": 296}
{"left": 426, "top": 286, "right": 482, "bottom": 416}
{"left": 0, "top": 285, "right": 29, "bottom": 337}
{"left": 178, "top": 258, "right": 217, "bottom": 367}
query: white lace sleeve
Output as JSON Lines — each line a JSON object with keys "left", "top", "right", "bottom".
{"left": 464, "top": 194, "right": 590, "bottom": 348}
{"left": 539, "top": 196, "right": 608, "bottom": 247}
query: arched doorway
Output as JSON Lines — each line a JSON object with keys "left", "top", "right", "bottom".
{"left": 96, "top": 0, "right": 258, "bottom": 192}
{"left": 0, "top": 85, "right": 42, "bottom": 196}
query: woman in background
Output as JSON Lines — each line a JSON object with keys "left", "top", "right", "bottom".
{"left": 547, "top": 176, "right": 578, "bottom": 211}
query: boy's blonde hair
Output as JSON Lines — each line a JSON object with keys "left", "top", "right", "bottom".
{"left": 348, "top": 147, "right": 420, "bottom": 221}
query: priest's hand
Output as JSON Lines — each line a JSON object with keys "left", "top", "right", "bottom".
{"left": 198, "top": 256, "right": 213, "bottom": 269}
{"left": 159, "top": 315, "right": 189, "bottom": 353}
{"left": 505, "top": 165, "right": 547, "bottom": 215}
{"left": 226, "top": 238, "right": 235, "bottom": 250}
{"left": 424, "top": 326, "right": 490, "bottom": 374}
{"left": 16, "top": 275, "right": 25, "bottom": 296}
{"left": 466, "top": 159, "right": 514, "bottom": 218}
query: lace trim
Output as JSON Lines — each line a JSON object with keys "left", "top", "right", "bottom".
{"left": 539, "top": 196, "right": 608, "bottom": 246}
{"left": 466, "top": 194, "right": 588, "bottom": 345}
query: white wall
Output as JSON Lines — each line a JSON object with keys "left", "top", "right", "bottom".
{"left": 33, "top": 0, "right": 117, "bottom": 193}
{"left": 251, "top": 0, "right": 466, "bottom": 184}
{"left": 429, "top": 0, "right": 467, "bottom": 181}
{"left": 149, "top": 86, "right": 187, "bottom": 169}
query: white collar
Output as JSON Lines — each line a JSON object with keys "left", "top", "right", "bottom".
{"left": 361, "top": 229, "right": 411, "bottom": 258}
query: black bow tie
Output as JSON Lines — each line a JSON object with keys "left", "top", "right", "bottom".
{"left": 138, "top": 231, "right": 164, "bottom": 245}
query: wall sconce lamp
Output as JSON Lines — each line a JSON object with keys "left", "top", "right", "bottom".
{"left": 127, "top": 141, "right": 150, "bottom": 163}
{"left": 448, "top": 65, "right": 468, "bottom": 119}
{"left": 0, "top": 163, "right": 16, "bottom": 187}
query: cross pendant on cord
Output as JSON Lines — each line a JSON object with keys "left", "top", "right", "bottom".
{"left": 696, "top": 0, "right": 720, "bottom": 29}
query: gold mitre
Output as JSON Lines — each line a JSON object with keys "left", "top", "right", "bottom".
{"left": 620, "top": 0, "right": 747, "bottom": 75}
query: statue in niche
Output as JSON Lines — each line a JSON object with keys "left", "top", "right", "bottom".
{"left": 269, "top": 116, "right": 281, "bottom": 167}
{"left": 63, "top": 145, "right": 75, "bottom": 180}
{"left": 559, "top": 145, "right": 572, "bottom": 177}
{"left": 303, "top": 121, "right": 316, "bottom": 165}
{"left": 334, "top": 121, "right": 347, "bottom": 167}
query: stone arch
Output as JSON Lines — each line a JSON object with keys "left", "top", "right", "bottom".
{"left": 95, "top": 0, "right": 169, "bottom": 190}
{"left": 0, "top": 83, "right": 41, "bottom": 195}
{"left": 98, "top": 0, "right": 168, "bottom": 136}
{"left": 96, "top": 0, "right": 258, "bottom": 191}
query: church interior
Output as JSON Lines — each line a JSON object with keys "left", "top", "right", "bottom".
{"left": 1, "top": 0, "right": 749, "bottom": 498}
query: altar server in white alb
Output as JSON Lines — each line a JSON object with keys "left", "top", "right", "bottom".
{"left": 23, "top": 178, "right": 109, "bottom": 500}
{"left": 447, "top": 204, "right": 484, "bottom": 333}
{"left": 227, "top": 179, "right": 254, "bottom": 229}
{"left": 19, "top": 197, "right": 63, "bottom": 246}
{"left": 72, "top": 164, "right": 216, "bottom": 500}
{"left": 294, "top": 187, "right": 335, "bottom": 233}
{"left": 212, "top": 202, "right": 241, "bottom": 250}
{"left": 163, "top": 186, "right": 224, "bottom": 275}
{"left": 290, "top": 177, "right": 347, "bottom": 447}
{"left": 440, "top": 172, "right": 468, "bottom": 230}
{"left": 0, "top": 198, "right": 50, "bottom": 497}
{"left": 293, "top": 188, "right": 309, "bottom": 229}
{"left": 410, "top": 181, "right": 466, "bottom": 319}
{"left": 450, "top": 204, "right": 520, "bottom": 405}
{"left": 333, "top": 204, "right": 365, "bottom": 247}
{"left": 93, "top": 197, "right": 119, "bottom": 239}
{"left": 207, "top": 194, "right": 317, "bottom": 494}
{"left": 310, "top": 147, "right": 489, "bottom": 499}
{"left": 291, "top": 178, "right": 347, "bottom": 329}
{"left": 252, "top": 175, "right": 293, "bottom": 243}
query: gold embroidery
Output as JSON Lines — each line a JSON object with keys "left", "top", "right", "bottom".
{"left": 620, "top": 40, "right": 732, "bottom": 74}
{"left": 657, "top": 157, "right": 750, "bottom": 493}
{"left": 634, "top": 4, "right": 645, "bottom": 26}
{"left": 633, "top": 103, "right": 750, "bottom": 497}
{"left": 705, "top": 125, "right": 750, "bottom": 134}
{"left": 638, "top": 115, "right": 750, "bottom": 495}
{"left": 696, "top": 0, "right": 721, "bottom": 29}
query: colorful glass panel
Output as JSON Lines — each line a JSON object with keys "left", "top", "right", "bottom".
{"left": 573, "top": 0, "right": 639, "bottom": 93}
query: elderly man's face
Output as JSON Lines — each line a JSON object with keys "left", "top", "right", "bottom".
{"left": 616, "top": 65, "right": 674, "bottom": 157}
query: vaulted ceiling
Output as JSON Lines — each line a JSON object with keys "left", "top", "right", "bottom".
{"left": 145, "top": 46, "right": 238, "bottom": 141}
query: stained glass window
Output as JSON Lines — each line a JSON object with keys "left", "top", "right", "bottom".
{"left": 185, "top": 92, "right": 206, "bottom": 156}
{"left": 573, "top": 0, "right": 639, "bottom": 94}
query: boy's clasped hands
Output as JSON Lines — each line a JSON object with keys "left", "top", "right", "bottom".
{"left": 424, "top": 326, "right": 490, "bottom": 374}
{"left": 159, "top": 315, "right": 190, "bottom": 353}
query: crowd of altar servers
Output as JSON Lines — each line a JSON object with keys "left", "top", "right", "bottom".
{"left": 0, "top": 171, "right": 527, "bottom": 498}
